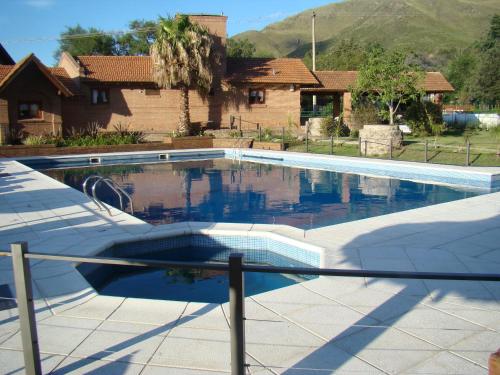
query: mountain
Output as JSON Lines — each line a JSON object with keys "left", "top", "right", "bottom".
{"left": 234, "top": 0, "right": 500, "bottom": 61}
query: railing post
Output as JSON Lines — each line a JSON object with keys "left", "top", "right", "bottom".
{"left": 389, "top": 139, "right": 392, "bottom": 160}
{"left": 364, "top": 140, "right": 368, "bottom": 157}
{"left": 281, "top": 127, "right": 285, "bottom": 151}
{"left": 257, "top": 123, "right": 261, "bottom": 142}
{"left": 358, "top": 137, "right": 362, "bottom": 156}
{"left": 239, "top": 116, "right": 242, "bottom": 137}
{"left": 466, "top": 139, "right": 470, "bottom": 166}
{"left": 229, "top": 253, "right": 245, "bottom": 375}
{"left": 424, "top": 140, "right": 428, "bottom": 163}
{"left": 330, "top": 134, "right": 334, "bottom": 155}
{"left": 11, "top": 242, "right": 42, "bottom": 375}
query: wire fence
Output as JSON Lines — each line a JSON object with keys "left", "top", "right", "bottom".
{"left": 287, "top": 135, "right": 500, "bottom": 167}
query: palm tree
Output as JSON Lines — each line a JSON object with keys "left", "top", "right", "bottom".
{"left": 150, "top": 15, "right": 214, "bottom": 136}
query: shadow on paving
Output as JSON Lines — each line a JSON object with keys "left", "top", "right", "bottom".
{"left": 281, "top": 215, "right": 500, "bottom": 374}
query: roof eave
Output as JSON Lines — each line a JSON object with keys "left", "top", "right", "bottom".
{"left": 0, "top": 54, "right": 73, "bottom": 97}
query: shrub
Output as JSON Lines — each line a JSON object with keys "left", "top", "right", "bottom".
{"left": 261, "top": 128, "right": 274, "bottom": 141}
{"left": 320, "top": 117, "right": 350, "bottom": 138}
{"left": 405, "top": 101, "right": 443, "bottom": 136}
{"left": 23, "top": 135, "right": 48, "bottom": 146}
{"left": 350, "top": 102, "right": 380, "bottom": 130}
{"left": 22, "top": 135, "right": 60, "bottom": 146}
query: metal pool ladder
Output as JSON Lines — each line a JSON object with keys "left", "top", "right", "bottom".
{"left": 82, "top": 175, "right": 134, "bottom": 216}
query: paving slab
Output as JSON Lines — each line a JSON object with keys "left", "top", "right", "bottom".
{"left": 1, "top": 157, "right": 499, "bottom": 373}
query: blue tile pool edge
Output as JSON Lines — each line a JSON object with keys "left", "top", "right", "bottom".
{"left": 225, "top": 149, "right": 500, "bottom": 190}
{"left": 77, "top": 228, "right": 325, "bottom": 270}
{"left": 14, "top": 148, "right": 499, "bottom": 189}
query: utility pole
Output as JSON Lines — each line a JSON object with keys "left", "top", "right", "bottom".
{"left": 312, "top": 11, "right": 317, "bottom": 114}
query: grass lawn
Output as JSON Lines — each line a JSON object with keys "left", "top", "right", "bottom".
{"left": 287, "top": 129, "right": 500, "bottom": 167}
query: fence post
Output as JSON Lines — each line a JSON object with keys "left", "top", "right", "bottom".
{"left": 305, "top": 123, "right": 309, "bottom": 153}
{"left": 364, "top": 140, "right": 368, "bottom": 157}
{"left": 389, "top": 139, "right": 392, "bottom": 160}
{"left": 424, "top": 140, "right": 428, "bottom": 163}
{"left": 281, "top": 127, "right": 285, "bottom": 151}
{"left": 229, "top": 253, "right": 245, "bottom": 375}
{"left": 238, "top": 116, "right": 242, "bottom": 137}
{"left": 330, "top": 134, "right": 334, "bottom": 155}
{"left": 11, "top": 242, "right": 42, "bottom": 375}
{"left": 257, "top": 124, "right": 261, "bottom": 142}
{"left": 466, "top": 139, "right": 470, "bottom": 166}
{"left": 358, "top": 137, "right": 362, "bottom": 156}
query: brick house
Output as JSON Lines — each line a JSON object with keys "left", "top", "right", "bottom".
{"left": 0, "top": 53, "right": 75, "bottom": 139}
{"left": 0, "top": 15, "right": 454, "bottom": 141}
{"left": 302, "top": 71, "right": 455, "bottom": 127}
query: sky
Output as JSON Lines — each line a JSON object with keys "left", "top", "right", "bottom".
{"left": 1, "top": 0, "right": 338, "bottom": 66}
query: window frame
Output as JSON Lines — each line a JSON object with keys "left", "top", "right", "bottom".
{"left": 248, "top": 88, "right": 266, "bottom": 105}
{"left": 18, "top": 101, "right": 43, "bottom": 120}
{"left": 90, "top": 88, "right": 110, "bottom": 105}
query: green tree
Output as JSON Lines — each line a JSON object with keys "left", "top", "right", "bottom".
{"left": 445, "top": 49, "right": 478, "bottom": 103}
{"left": 115, "top": 20, "right": 157, "bottom": 56}
{"left": 227, "top": 38, "right": 256, "bottom": 58}
{"left": 316, "top": 39, "right": 366, "bottom": 70}
{"left": 471, "top": 14, "right": 499, "bottom": 107}
{"left": 352, "top": 47, "right": 424, "bottom": 125}
{"left": 150, "top": 15, "right": 214, "bottom": 136}
{"left": 473, "top": 45, "right": 499, "bottom": 107}
{"left": 54, "top": 25, "right": 116, "bottom": 60}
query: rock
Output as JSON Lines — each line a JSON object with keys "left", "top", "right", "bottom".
{"left": 359, "top": 124, "right": 403, "bottom": 156}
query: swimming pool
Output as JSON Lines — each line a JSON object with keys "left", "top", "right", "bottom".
{"left": 41, "top": 157, "right": 484, "bottom": 229}
{"left": 79, "top": 245, "right": 315, "bottom": 303}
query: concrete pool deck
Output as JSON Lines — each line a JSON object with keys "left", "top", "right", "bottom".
{"left": 0, "top": 157, "right": 500, "bottom": 374}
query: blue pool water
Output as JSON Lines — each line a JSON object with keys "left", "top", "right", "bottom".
{"left": 43, "top": 159, "right": 482, "bottom": 229}
{"left": 78, "top": 246, "right": 314, "bottom": 303}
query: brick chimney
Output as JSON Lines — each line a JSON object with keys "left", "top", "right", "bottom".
{"left": 188, "top": 14, "right": 228, "bottom": 77}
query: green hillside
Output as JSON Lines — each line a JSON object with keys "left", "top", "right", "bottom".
{"left": 234, "top": 0, "right": 500, "bottom": 61}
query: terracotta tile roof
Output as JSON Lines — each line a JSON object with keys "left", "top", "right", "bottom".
{"left": 0, "top": 65, "right": 78, "bottom": 95}
{"left": 311, "top": 71, "right": 358, "bottom": 91}
{"left": 226, "top": 58, "right": 318, "bottom": 85}
{"left": 48, "top": 67, "right": 80, "bottom": 94}
{"left": 0, "top": 65, "right": 13, "bottom": 81}
{"left": 423, "top": 72, "right": 454, "bottom": 92}
{"left": 0, "top": 54, "right": 73, "bottom": 96}
{"left": 303, "top": 70, "right": 454, "bottom": 93}
{"left": 77, "top": 56, "right": 152, "bottom": 83}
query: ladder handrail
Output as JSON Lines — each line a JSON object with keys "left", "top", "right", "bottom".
{"left": 83, "top": 175, "right": 134, "bottom": 216}
{"left": 91, "top": 177, "right": 113, "bottom": 216}
{"left": 82, "top": 175, "right": 106, "bottom": 211}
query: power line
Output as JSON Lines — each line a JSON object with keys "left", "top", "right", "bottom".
{"left": 2, "top": 26, "right": 157, "bottom": 44}
{"left": 3, "top": 10, "right": 481, "bottom": 45}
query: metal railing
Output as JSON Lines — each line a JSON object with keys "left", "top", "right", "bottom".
{"left": 1, "top": 242, "right": 500, "bottom": 375}
{"left": 82, "top": 175, "right": 134, "bottom": 215}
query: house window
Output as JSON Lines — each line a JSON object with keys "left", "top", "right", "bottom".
{"left": 91, "top": 88, "right": 109, "bottom": 104}
{"left": 249, "top": 89, "right": 265, "bottom": 105}
{"left": 18, "top": 102, "right": 42, "bottom": 120}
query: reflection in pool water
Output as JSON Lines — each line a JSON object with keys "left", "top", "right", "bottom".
{"left": 78, "top": 246, "right": 315, "bottom": 303}
{"left": 44, "top": 159, "right": 481, "bottom": 229}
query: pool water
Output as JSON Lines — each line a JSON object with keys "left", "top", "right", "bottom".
{"left": 78, "top": 246, "right": 314, "bottom": 303}
{"left": 43, "top": 159, "right": 482, "bottom": 229}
